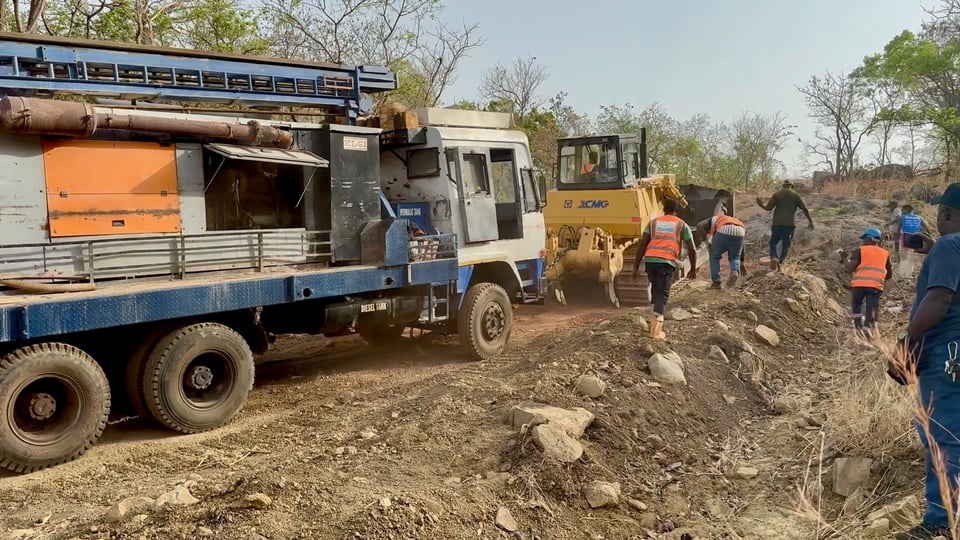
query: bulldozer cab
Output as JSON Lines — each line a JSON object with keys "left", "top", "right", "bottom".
{"left": 556, "top": 133, "right": 644, "bottom": 190}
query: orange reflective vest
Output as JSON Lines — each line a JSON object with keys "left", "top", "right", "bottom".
{"left": 581, "top": 163, "right": 596, "bottom": 174}
{"left": 851, "top": 245, "right": 889, "bottom": 291}
{"left": 710, "top": 214, "right": 745, "bottom": 235}
{"left": 645, "top": 215, "right": 684, "bottom": 262}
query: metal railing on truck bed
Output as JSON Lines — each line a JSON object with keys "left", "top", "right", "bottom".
{"left": 0, "top": 228, "right": 457, "bottom": 285}
{"left": 0, "top": 231, "right": 458, "bottom": 343}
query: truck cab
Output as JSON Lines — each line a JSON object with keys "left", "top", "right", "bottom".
{"left": 378, "top": 108, "right": 546, "bottom": 306}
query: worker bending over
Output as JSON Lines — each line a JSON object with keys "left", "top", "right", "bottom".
{"left": 697, "top": 211, "right": 746, "bottom": 289}
{"left": 632, "top": 198, "right": 697, "bottom": 339}
{"left": 840, "top": 227, "right": 892, "bottom": 338}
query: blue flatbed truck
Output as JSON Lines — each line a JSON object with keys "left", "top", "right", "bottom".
{"left": 0, "top": 33, "right": 544, "bottom": 473}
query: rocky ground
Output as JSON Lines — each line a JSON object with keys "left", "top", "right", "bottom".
{"left": 0, "top": 193, "right": 936, "bottom": 540}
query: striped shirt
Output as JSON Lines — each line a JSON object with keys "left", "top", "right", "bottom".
{"left": 710, "top": 216, "right": 746, "bottom": 237}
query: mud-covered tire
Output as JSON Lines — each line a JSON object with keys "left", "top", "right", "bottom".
{"left": 458, "top": 282, "right": 513, "bottom": 361}
{"left": 0, "top": 343, "right": 110, "bottom": 473}
{"left": 357, "top": 321, "right": 405, "bottom": 345}
{"left": 143, "top": 323, "right": 254, "bottom": 434}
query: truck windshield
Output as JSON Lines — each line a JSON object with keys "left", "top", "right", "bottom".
{"left": 558, "top": 141, "right": 620, "bottom": 185}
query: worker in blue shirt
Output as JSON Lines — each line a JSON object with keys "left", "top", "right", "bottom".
{"left": 900, "top": 204, "right": 930, "bottom": 250}
{"left": 894, "top": 183, "right": 960, "bottom": 539}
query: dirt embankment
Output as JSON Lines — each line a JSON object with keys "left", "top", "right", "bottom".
{"left": 0, "top": 193, "right": 930, "bottom": 540}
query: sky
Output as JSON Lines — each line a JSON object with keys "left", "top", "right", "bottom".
{"left": 439, "top": 0, "right": 931, "bottom": 176}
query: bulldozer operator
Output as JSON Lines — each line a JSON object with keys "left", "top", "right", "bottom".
{"left": 632, "top": 198, "right": 698, "bottom": 339}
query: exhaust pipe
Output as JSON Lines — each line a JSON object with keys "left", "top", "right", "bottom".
{"left": 0, "top": 96, "right": 294, "bottom": 148}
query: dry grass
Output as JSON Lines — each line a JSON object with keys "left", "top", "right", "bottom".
{"left": 818, "top": 330, "right": 917, "bottom": 461}
{"left": 794, "top": 326, "right": 960, "bottom": 539}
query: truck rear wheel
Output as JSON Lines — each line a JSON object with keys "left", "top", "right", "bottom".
{"left": 0, "top": 343, "right": 110, "bottom": 473}
{"left": 458, "top": 283, "right": 512, "bottom": 361}
{"left": 143, "top": 323, "right": 254, "bottom": 434}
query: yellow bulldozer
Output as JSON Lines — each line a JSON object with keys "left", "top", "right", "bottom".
{"left": 543, "top": 130, "right": 734, "bottom": 307}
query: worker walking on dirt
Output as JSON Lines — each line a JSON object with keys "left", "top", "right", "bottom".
{"left": 888, "top": 201, "right": 903, "bottom": 256}
{"left": 839, "top": 227, "right": 892, "bottom": 338}
{"left": 756, "top": 181, "right": 814, "bottom": 271}
{"left": 632, "top": 198, "right": 697, "bottom": 339}
{"left": 696, "top": 212, "right": 747, "bottom": 289}
{"left": 899, "top": 204, "right": 930, "bottom": 250}
{"left": 892, "top": 183, "right": 960, "bottom": 540}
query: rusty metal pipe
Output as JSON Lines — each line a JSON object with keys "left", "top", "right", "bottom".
{"left": 0, "top": 96, "right": 294, "bottom": 148}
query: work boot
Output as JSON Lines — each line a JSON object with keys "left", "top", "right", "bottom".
{"left": 726, "top": 272, "right": 739, "bottom": 288}
{"left": 649, "top": 316, "right": 666, "bottom": 340}
{"left": 768, "top": 259, "right": 778, "bottom": 271}
{"left": 709, "top": 281, "right": 722, "bottom": 290}
{"left": 894, "top": 523, "right": 951, "bottom": 539}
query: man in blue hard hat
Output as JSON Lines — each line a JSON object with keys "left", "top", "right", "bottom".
{"left": 894, "top": 183, "right": 960, "bottom": 539}
{"left": 839, "top": 227, "right": 892, "bottom": 338}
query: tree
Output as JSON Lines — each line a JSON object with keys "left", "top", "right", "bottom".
{"left": 595, "top": 102, "right": 679, "bottom": 175}
{"left": 269, "top": 0, "right": 481, "bottom": 109}
{"left": 548, "top": 92, "right": 591, "bottom": 137}
{"left": 728, "top": 112, "right": 793, "bottom": 187}
{"left": 478, "top": 56, "right": 548, "bottom": 120}
{"left": 797, "top": 71, "right": 872, "bottom": 178}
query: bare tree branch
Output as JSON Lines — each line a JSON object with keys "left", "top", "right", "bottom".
{"left": 478, "top": 56, "right": 549, "bottom": 119}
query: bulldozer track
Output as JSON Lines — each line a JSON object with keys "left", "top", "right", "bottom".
{"left": 617, "top": 246, "right": 698, "bottom": 307}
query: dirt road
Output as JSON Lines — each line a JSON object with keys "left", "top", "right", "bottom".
{"left": 0, "top": 193, "right": 930, "bottom": 540}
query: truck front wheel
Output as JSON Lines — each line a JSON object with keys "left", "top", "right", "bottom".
{"left": 458, "top": 283, "right": 513, "bottom": 361}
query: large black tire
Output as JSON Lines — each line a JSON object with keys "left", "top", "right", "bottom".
{"left": 124, "top": 325, "right": 176, "bottom": 423}
{"left": 143, "top": 323, "right": 254, "bottom": 434}
{"left": 458, "top": 283, "right": 513, "bottom": 361}
{"left": 0, "top": 343, "right": 110, "bottom": 473}
{"left": 357, "top": 320, "right": 406, "bottom": 345}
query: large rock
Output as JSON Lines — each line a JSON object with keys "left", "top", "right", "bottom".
{"left": 786, "top": 298, "right": 802, "bottom": 314}
{"left": 495, "top": 506, "right": 518, "bottom": 532}
{"left": 574, "top": 375, "right": 606, "bottom": 399}
{"left": 864, "top": 518, "right": 890, "bottom": 538}
{"left": 583, "top": 481, "right": 621, "bottom": 508}
{"left": 648, "top": 353, "right": 686, "bottom": 385}
{"left": 708, "top": 345, "right": 729, "bottom": 363}
{"left": 866, "top": 495, "right": 921, "bottom": 528}
{"left": 104, "top": 496, "right": 155, "bottom": 523}
{"left": 154, "top": 485, "right": 199, "bottom": 508}
{"left": 833, "top": 457, "right": 874, "bottom": 497}
{"left": 755, "top": 325, "right": 780, "bottom": 347}
{"left": 531, "top": 423, "right": 583, "bottom": 462}
{"left": 669, "top": 308, "right": 693, "bottom": 321}
{"left": 509, "top": 403, "right": 594, "bottom": 438}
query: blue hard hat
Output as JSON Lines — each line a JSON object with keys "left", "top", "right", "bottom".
{"left": 861, "top": 227, "right": 882, "bottom": 239}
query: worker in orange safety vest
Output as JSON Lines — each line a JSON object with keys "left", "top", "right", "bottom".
{"left": 840, "top": 227, "right": 893, "bottom": 338}
{"left": 632, "top": 198, "right": 697, "bottom": 340}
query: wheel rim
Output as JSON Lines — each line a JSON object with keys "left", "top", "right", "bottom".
{"left": 8, "top": 373, "right": 84, "bottom": 447}
{"left": 179, "top": 351, "right": 236, "bottom": 412}
{"left": 481, "top": 301, "right": 506, "bottom": 342}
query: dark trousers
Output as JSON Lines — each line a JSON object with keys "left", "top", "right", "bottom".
{"left": 645, "top": 262, "right": 676, "bottom": 316}
{"left": 769, "top": 226, "right": 796, "bottom": 264}
{"left": 851, "top": 287, "right": 881, "bottom": 329}
{"left": 917, "top": 346, "right": 960, "bottom": 527}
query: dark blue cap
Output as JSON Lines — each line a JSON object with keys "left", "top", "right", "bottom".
{"left": 931, "top": 183, "right": 960, "bottom": 208}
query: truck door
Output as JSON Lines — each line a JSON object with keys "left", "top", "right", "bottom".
{"left": 447, "top": 147, "right": 499, "bottom": 243}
